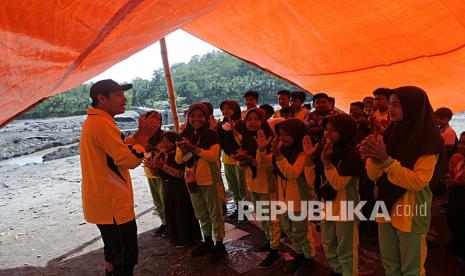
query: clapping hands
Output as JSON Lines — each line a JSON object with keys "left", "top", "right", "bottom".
{"left": 303, "top": 135, "right": 318, "bottom": 157}
{"left": 175, "top": 138, "right": 198, "bottom": 153}
{"left": 254, "top": 129, "right": 273, "bottom": 150}
{"left": 321, "top": 139, "right": 333, "bottom": 165}
{"left": 359, "top": 134, "right": 389, "bottom": 163}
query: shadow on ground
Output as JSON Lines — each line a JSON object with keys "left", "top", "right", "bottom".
{"left": 1, "top": 196, "right": 464, "bottom": 275}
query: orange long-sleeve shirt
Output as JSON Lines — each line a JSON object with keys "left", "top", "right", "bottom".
{"left": 243, "top": 151, "right": 277, "bottom": 194}
{"left": 80, "top": 108, "right": 145, "bottom": 225}
{"left": 365, "top": 155, "right": 438, "bottom": 233}
{"left": 257, "top": 152, "right": 315, "bottom": 212}
{"left": 175, "top": 144, "right": 221, "bottom": 185}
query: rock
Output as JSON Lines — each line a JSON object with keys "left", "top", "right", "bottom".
{"left": 42, "top": 145, "right": 80, "bottom": 162}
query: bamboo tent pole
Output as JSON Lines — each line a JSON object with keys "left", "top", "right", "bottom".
{"left": 160, "top": 37, "right": 179, "bottom": 132}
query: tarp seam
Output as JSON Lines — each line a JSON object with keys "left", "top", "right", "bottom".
{"left": 49, "top": 0, "right": 143, "bottom": 95}
{"left": 289, "top": 42, "right": 465, "bottom": 76}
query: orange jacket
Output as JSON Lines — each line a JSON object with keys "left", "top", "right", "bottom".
{"left": 80, "top": 108, "right": 145, "bottom": 225}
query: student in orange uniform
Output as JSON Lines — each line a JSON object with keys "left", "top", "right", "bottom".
{"left": 175, "top": 103, "right": 226, "bottom": 264}
{"left": 218, "top": 100, "right": 245, "bottom": 219}
{"left": 290, "top": 91, "right": 309, "bottom": 121}
{"left": 305, "top": 92, "right": 334, "bottom": 143}
{"left": 234, "top": 108, "right": 281, "bottom": 268}
{"left": 202, "top": 101, "right": 226, "bottom": 213}
{"left": 241, "top": 90, "right": 259, "bottom": 120}
{"left": 435, "top": 107, "right": 458, "bottom": 159}
{"left": 149, "top": 131, "right": 202, "bottom": 247}
{"left": 258, "top": 119, "right": 317, "bottom": 275}
{"left": 274, "top": 89, "right": 291, "bottom": 118}
{"left": 141, "top": 111, "right": 167, "bottom": 236}
{"left": 319, "top": 114, "right": 362, "bottom": 276}
{"left": 360, "top": 86, "right": 444, "bottom": 276}
{"left": 372, "top": 88, "right": 390, "bottom": 134}
{"left": 362, "top": 96, "right": 375, "bottom": 117}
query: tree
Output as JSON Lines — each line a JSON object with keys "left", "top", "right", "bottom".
{"left": 23, "top": 50, "right": 301, "bottom": 119}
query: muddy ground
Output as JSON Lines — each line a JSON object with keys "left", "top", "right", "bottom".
{"left": 1, "top": 115, "right": 465, "bottom": 275}
{"left": 0, "top": 115, "right": 139, "bottom": 162}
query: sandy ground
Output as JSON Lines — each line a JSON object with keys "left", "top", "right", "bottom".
{"left": 2, "top": 155, "right": 465, "bottom": 275}
{"left": 1, "top": 115, "right": 465, "bottom": 275}
{"left": 0, "top": 155, "right": 331, "bottom": 275}
{"left": 0, "top": 156, "right": 160, "bottom": 270}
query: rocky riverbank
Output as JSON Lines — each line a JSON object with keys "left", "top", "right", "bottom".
{"left": 0, "top": 115, "right": 139, "bottom": 164}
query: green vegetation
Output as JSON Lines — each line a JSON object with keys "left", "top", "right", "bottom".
{"left": 21, "top": 84, "right": 92, "bottom": 119}
{"left": 23, "top": 51, "right": 300, "bottom": 119}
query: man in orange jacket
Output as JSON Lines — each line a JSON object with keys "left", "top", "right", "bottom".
{"left": 80, "top": 79, "right": 159, "bottom": 276}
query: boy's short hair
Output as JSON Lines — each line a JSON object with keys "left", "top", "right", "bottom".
{"left": 290, "top": 91, "right": 307, "bottom": 102}
{"left": 362, "top": 96, "right": 374, "bottom": 105}
{"left": 311, "top": 92, "right": 329, "bottom": 103}
{"left": 243, "top": 90, "right": 259, "bottom": 100}
{"left": 280, "top": 106, "right": 295, "bottom": 116}
{"left": 350, "top": 101, "right": 364, "bottom": 109}
{"left": 328, "top": 97, "right": 335, "bottom": 105}
{"left": 373, "top": 88, "right": 391, "bottom": 98}
{"left": 435, "top": 107, "right": 453, "bottom": 120}
{"left": 277, "top": 89, "right": 291, "bottom": 97}
{"left": 259, "top": 104, "right": 275, "bottom": 118}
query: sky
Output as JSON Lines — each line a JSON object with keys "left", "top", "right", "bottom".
{"left": 89, "top": 30, "right": 218, "bottom": 83}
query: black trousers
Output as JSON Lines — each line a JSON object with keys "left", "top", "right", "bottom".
{"left": 97, "top": 218, "right": 138, "bottom": 276}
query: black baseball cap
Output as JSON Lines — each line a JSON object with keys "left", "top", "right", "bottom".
{"left": 90, "top": 79, "right": 132, "bottom": 100}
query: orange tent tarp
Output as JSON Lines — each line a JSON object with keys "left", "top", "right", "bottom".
{"left": 2, "top": 0, "right": 465, "bottom": 126}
